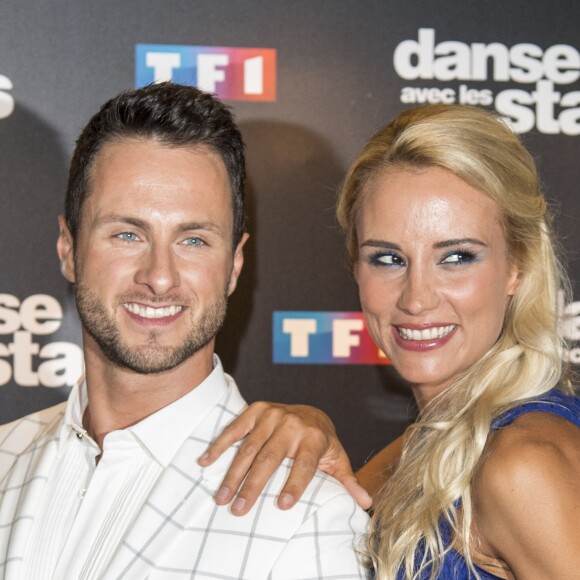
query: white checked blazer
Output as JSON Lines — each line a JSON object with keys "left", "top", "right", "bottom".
{"left": 0, "top": 373, "right": 370, "bottom": 579}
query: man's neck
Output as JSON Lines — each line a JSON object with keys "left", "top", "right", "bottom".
{"left": 81, "top": 338, "right": 214, "bottom": 450}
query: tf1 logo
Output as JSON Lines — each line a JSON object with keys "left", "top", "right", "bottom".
{"left": 0, "top": 74, "right": 14, "bottom": 119}
{"left": 136, "top": 44, "right": 276, "bottom": 101}
{"left": 273, "top": 312, "right": 390, "bottom": 365}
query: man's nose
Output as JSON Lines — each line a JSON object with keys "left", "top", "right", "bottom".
{"left": 134, "top": 243, "right": 180, "bottom": 295}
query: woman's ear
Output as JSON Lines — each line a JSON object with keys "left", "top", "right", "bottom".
{"left": 506, "top": 263, "right": 522, "bottom": 297}
{"left": 353, "top": 260, "right": 360, "bottom": 283}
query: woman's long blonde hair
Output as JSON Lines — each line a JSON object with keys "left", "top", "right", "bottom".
{"left": 337, "top": 104, "right": 572, "bottom": 579}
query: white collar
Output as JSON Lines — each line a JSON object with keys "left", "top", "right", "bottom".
{"left": 61, "top": 355, "right": 229, "bottom": 467}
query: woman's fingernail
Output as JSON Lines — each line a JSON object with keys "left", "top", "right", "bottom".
{"left": 197, "top": 452, "right": 210, "bottom": 464}
{"left": 279, "top": 493, "right": 294, "bottom": 508}
{"left": 232, "top": 497, "right": 246, "bottom": 513}
{"left": 215, "top": 487, "right": 230, "bottom": 502}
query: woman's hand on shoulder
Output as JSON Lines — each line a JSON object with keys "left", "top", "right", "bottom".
{"left": 474, "top": 413, "right": 580, "bottom": 579}
{"left": 198, "top": 401, "right": 372, "bottom": 516}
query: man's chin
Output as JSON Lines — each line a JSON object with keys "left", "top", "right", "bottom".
{"left": 101, "top": 343, "right": 192, "bottom": 375}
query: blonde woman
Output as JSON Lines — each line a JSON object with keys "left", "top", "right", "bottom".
{"left": 199, "top": 105, "right": 580, "bottom": 579}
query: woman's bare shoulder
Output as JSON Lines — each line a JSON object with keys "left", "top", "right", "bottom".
{"left": 473, "top": 411, "right": 580, "bottom": 578}
{"left": 483, "top": 410, "right": 580, "bottom": 477}
{"left": 356, "top": 433, "right": 405, "bottom": 499}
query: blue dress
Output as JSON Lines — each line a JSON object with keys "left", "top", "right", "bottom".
{"left": 400, "top": 389, "right": 580, "bottom": 579}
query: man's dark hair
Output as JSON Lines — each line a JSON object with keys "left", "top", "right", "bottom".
{"left": 65, "top": 82, "right": 246, "bottom": 248}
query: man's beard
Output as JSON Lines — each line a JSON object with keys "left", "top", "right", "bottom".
{"left": 74, "top": 283, "right": 227, "bottom": 374}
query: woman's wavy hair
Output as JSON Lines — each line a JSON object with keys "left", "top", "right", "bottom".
{"left": 337, "top": 104, "right": 572, "bottom": 579}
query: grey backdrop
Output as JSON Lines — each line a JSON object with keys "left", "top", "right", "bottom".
{"left": 1, "top": 0, "right": 578, "bottom": 468}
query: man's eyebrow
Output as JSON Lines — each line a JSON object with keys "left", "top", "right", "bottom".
{"left": 97, "top": 215, "right": 147, "bottom": 229}
{"left": 177, "top": 221, "right": 224, "bottom": 234}
{"left": 96, "top": 215, "right": 224, "bottom": 234}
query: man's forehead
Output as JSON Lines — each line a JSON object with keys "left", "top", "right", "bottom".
{"left": 91, "top": 136, "right": 227, "bottom": 172}
{"left": 78, "top": 137, "right": 234, "bottom": 236}
{"left": 84, "top": 138, "right": 231, "bottom": 200}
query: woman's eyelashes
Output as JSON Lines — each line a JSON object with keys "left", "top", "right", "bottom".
{"left": 369, "top": 252, "right": 406, "bottom": 267}
{"left": 367, "top": 249, "right": 480, "bottom": 268}
{"left": 440, "top": 249, "right": 479, "bottom": 265}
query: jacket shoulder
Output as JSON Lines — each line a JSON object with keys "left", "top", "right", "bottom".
{"left": 0, "top": 403, "right": 66, "bottom": 467}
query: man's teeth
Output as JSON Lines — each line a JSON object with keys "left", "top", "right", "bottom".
{"left": 124, "top": 303, "right": 183, "bottom": 319}
{"left": 397, "top": 325, "right": 455, "bottom": 341}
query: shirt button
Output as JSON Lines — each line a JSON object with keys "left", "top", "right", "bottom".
{"left": 76, "top": 431, "right": 84, "bottom": 439}
{"left": 79, "top": 488, "right": 87, "bottom": 499}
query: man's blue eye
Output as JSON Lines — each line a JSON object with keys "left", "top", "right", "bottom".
{"left": 117, "top": 232, "right": 138, "bottom": 242}
{"left": 184, "top": 237, "right": 204, "bottom": 247}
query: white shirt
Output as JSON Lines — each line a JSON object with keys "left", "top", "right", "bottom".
{"left": 0, "top": 357, "right": 369, "bottom": 579}
{"left": 23, "top": 358, "right": 226, "bottom": 580}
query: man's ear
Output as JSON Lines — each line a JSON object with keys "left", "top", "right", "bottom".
{"left": 227, "top": 232, "right": 249, "bottom": 296}
{"left": 56, "top": 216, "right": 76, "bottom": 283}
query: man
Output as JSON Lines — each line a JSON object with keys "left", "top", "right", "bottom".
{"left": 0, "top": 83, "right": 368, "bottom": 579}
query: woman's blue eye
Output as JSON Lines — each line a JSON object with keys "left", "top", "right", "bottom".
{"left": 370, "top": 252, "right": 405, "bottom": 267}
{"left": 441, "top": 251, "right": 477, "bottom": 265}
{"left": 117, "top": 232, "right": 138, "bottom": 242}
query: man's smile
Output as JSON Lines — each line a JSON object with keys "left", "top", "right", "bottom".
{"left": 123, "top": 302, "right": 184, "bottom": 319}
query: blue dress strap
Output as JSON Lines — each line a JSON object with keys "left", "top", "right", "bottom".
{"left": 491, "top": 389, "right": 580, "bottom": 431}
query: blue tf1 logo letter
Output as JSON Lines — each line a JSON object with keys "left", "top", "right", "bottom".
{"left": 135, "top": 44, "right": 276, "bottom": 102}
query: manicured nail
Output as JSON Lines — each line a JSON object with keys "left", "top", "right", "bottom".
{"left": 279, "top": 493, "right": 294, "bottom": 509}
{"left": 232, "top": 497, "right": 246, "bottom": 513}
{"left": 197, "top": 452, "right": 210, "bottom": 464}
{"left": 215, "top": 487, "right": 230, "bottom": 502}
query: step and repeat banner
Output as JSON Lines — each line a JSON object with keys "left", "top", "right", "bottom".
{"left": 1, "top": 0, "right": 579, "bottom": 467}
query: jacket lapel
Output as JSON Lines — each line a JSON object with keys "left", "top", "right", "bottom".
{"left": 102, "top": 381, "right": 246, "bottom": 579}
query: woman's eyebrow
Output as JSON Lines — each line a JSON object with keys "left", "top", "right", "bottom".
{"left": 360, "top": 238, "right": 488, "bottom": 250}
{"left": 433, "top": 238, "right": 487, "bottom": 249}
{"left": 360, "top": 240, "right": 401, "bottom": 250}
